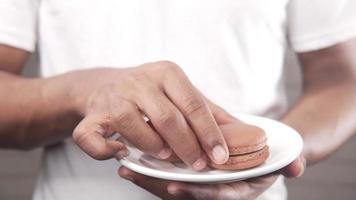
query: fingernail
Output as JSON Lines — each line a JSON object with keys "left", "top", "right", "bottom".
{"left": 192, "top": 157, "right": 207, "bottom": 171}
{"left": 116, "top": 149, "right": 130, "bottom": 159}
{"left": 212, "top": 145, "right": 228, "bottom": 164}
{"left": 158, "top": 148, "right": 172, "bottom": 159}
{"left": 167, "top": 185, "right": 180, "bottom": 195}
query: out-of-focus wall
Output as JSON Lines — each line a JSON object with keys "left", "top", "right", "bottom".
{"left": 0, "top": 51, "right": 355, "bottom": 200}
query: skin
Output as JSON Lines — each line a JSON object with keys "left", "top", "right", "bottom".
{"left": 118, "top": 38, "right": 356, "bottom": 199}
{"left": 0, "top": 49, "right": 237, "bottom": 170}
{"left": 0, "top": 36, "right": 355, "bottom": 199}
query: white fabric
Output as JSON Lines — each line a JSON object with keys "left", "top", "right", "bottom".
{"left": 287, "top": 0, "right": 356, "bottom": 52}
{"left": 0, "top": 0, "right": 39, "bottom": 51}
{"left": 1, "top": 0, "right": 356, "bottom": 200}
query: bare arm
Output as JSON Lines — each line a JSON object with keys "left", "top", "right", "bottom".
{"left": 0, "top": 44, "right": 238, "bottom": 170}
{"left": 282, "top": 38, "right": 356, "bottom": 165}
{"left": 0, "top": 45, "right": 81, "bottom": 149}
{"left": 117, "top": 39, "right": 356, "bottom": 200}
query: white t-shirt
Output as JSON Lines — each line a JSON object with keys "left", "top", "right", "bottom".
{"left": 1, "top": 0, "right": 356, "bottom": 200}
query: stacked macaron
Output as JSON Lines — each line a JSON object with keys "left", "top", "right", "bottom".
{"left": 209, "top": 122, "right": 269, "bottom": 170}
{"left": 159, "top": 121, "right": 269, "bottom": 170}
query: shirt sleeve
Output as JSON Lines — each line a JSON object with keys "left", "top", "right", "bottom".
{"left": 0, "top": 0, "right": 39, "bottom": 52}
{"left": 287, "top": 0, "right": 356, "bottom": 52}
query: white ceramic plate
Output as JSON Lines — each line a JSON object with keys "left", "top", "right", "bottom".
{"left": 120, "top": 113, "right": 303, "bottom": 183}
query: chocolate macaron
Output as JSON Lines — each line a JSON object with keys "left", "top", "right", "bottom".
{"left": 209, "top": 122, "right": 269, "bottom": 170}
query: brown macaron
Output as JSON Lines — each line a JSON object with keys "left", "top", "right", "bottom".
{"left": 209, "top": 122, "right": 269, "bottom": 170}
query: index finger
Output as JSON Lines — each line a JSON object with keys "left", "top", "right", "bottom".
{"left": 162, "top": 65, "right": 229, "bottom": 164}
{"left": 118, "top": 166, "right": 191, "bottom": 200}
{"left": 72, "top": 115, "right": 128, "bottom": 160}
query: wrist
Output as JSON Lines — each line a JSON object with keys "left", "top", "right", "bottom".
{"left": 42, "top": 71, "right": 84, "bottom": 120}
{"left": 61, "top": 68, "right": 121, "bottom": 117}
{"left": 65, "top": 71, "right": 87, "bottom": 117}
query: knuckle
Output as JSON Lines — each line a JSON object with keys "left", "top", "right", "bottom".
{"left": 174, "top": 136, "right": 202, "bottom": 159}
{"left": 201, "top": 124, "right": 218, "bottom": 137}
{"left": 90, "top": 148, "right": 109, "bottom": 160}
{"left": 182, "top": 97, "right": 205, "bottom": 117}
{"left": 72, "top": 124, "right": 89, "bottom": 143}
{"left": 124, "top": 75, "right": 157, "bottom": 101}
{"left": 115, "top": 109, "right": 136, "bottom": 131}
{"left": 181, "top": 145, "right": 198, "bottom": 159}
{"left": 134, "top": 134, "right": 157, "bottom": 152}
{"left": 200, "top": 124, "right": 221, "bottom": 147}
{"left": 158, "top": 60, "right": 179, "bottom": 68}
{"left": 145, "top": 60, "right": 186, "bottom": 81}
{"left": 72, "top": 126, "right": 89, "bottom": 145}
{"left": 155, "top": 110, "right": 180, "bottom": 130}
{"left": 157, "top": 60, "right": 181, "bottom": 73}
{"left": 73, "top": 130, "right": 111, "bottom": 160}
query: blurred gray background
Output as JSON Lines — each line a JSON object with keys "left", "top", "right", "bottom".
{"left": 0, "top": 50, "right": 355, "bottom": 200}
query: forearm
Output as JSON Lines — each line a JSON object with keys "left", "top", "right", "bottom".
{"left": 0, "top": 71, "right": 81, "bottom": 149}
{"left": 282, "top": 79, "right": 356, "bottom": 165}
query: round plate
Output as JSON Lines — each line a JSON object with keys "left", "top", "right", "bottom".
{"left": 120, "top": 113, "right": 303, "bottom": 183}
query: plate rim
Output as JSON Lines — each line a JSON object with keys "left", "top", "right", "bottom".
{"left": 120, "top": 113, "right": 303, "bottom": 183}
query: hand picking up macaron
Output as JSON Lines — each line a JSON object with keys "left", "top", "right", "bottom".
{"left": 209, "top": 122, "right": 268, "bottom": 170}
{"left": 160, "top": 121, "right": 269, "bottom": 171}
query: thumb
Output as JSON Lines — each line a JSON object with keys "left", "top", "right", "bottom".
{"left": 280, "top": 156, "right": 306, "bottom": 178}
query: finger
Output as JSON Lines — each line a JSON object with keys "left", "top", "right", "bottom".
{"left": 155, "top": 96, "right": 238, "bottom": 164}
{"left": 111, "top": 100, "right": 171, "bottom": 159}
{"left": 204, "top": 96, "right": 237, "bottom": 125}
{"left": 73, "top": 115, "right": 128, "bottom": 160}
{"left": 137, "top": 87, "right": 206, "bottom": 170}
{"left": 176, "top": 174, "right": 278, "bottom": 200}
{"left": 279, "top": 156, "right": 306, "bottom": 178}
{"left": 161, "top": 64, "right": 229, "bottom": 165}
{"left": 119, "top": 166, "right": 185, "bottom": 200}
{"left": 247, "top": 173, "right": 278, "bottom": 183}
{"left": 114, "top": 137, "right": 131, "bottom": 159}
{"left": 244, "top": 174, "right": 279, "bottom": 190}
{"left": 228, "top": 174, "right": 278, "bottom": 200}
{"left": 170, "top": 182, "right": 223, "bottom": 200}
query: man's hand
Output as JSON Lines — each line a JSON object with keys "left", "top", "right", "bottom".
{"left": 72, "top": 61, "right": 234, "bottom": 170}
{"left": 118, "top": 157, "right": 306, "bottom": 200}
